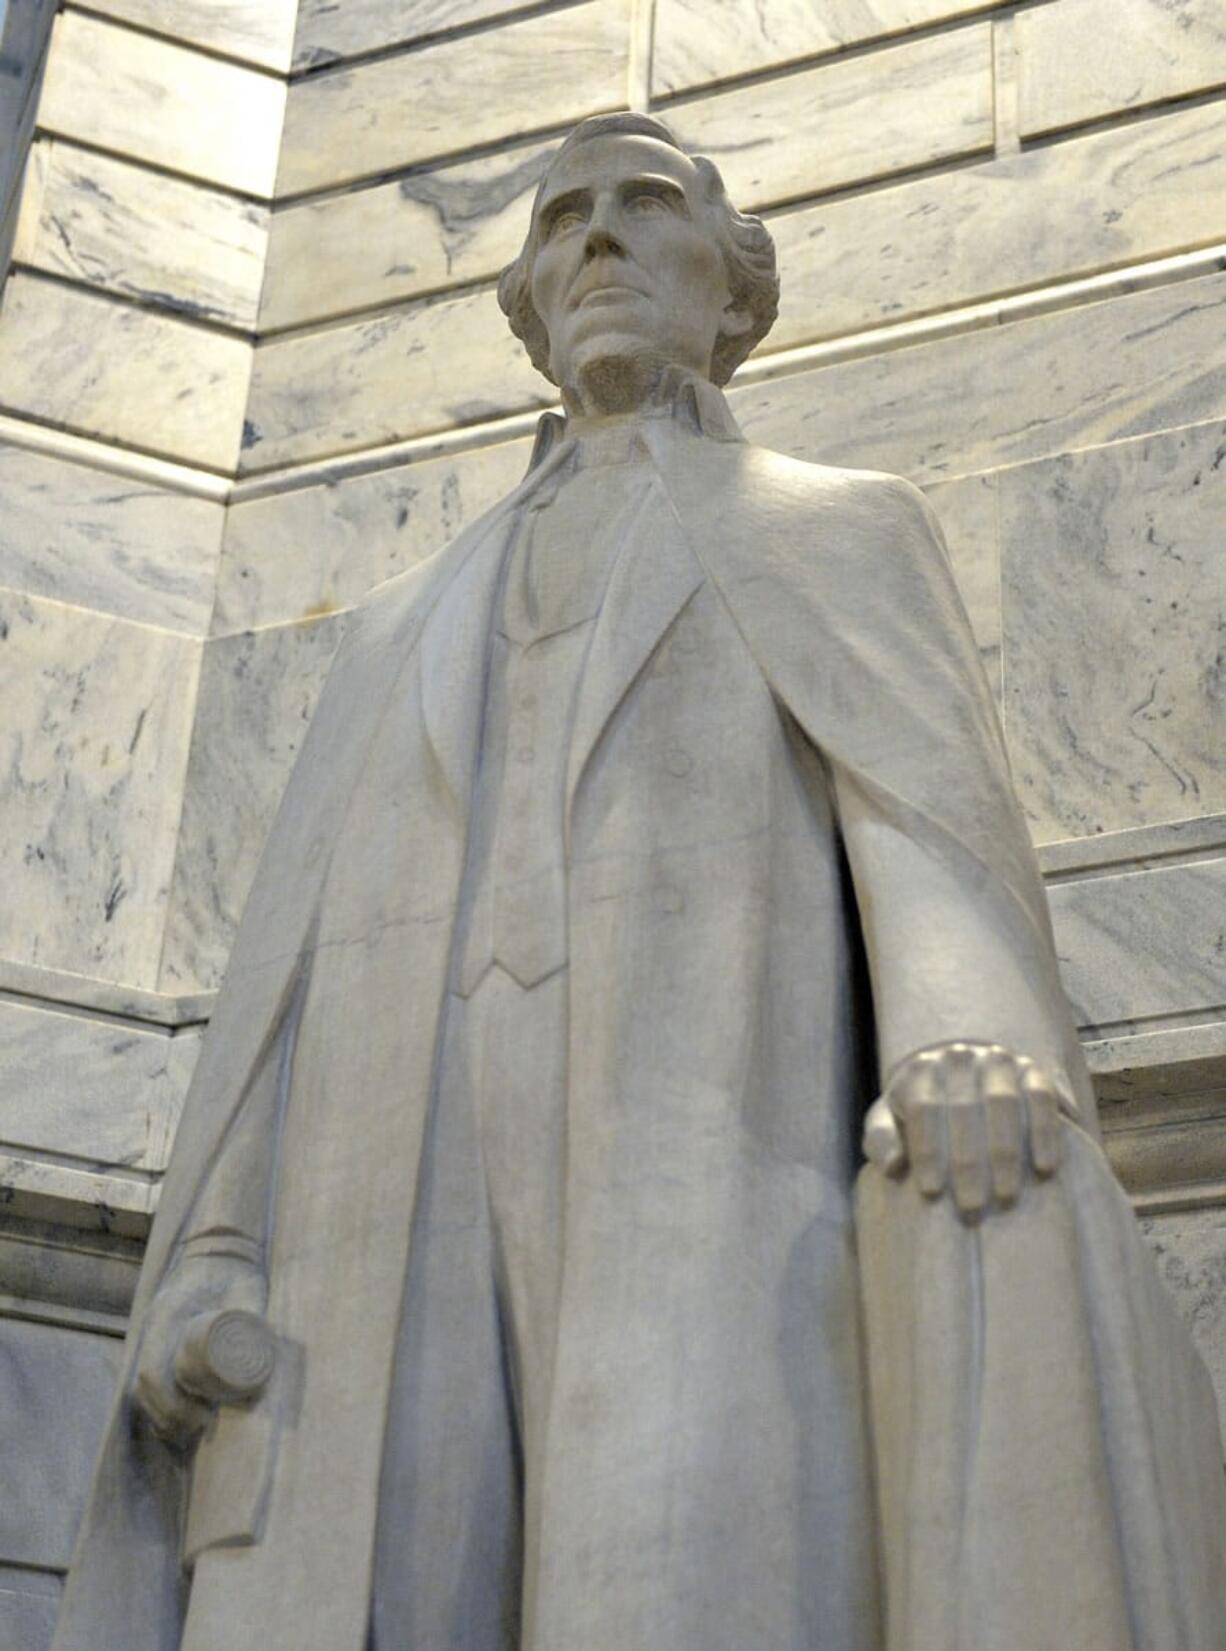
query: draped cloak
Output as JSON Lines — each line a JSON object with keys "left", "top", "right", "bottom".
{"left": 54, "top": 381, "right": 1218, "bottom": 1651}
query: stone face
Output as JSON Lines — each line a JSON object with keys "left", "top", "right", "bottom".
{"left": 14, "top": 140, "right": 269, "bottom": 331}
{"left": 1018, "top": 0, "right": 1226, "bottom": 137}
{"left": 0, "top": 274, "right": 251, "bottom": 472}
{"left": 652, "top": 0, "right": 1005, "bottom": 95}
{"left": 999, "top": 420, "right": 1226, "bottom": 841}
{"left": 277, "top": 0, "right": 631, "bottom": 195}
{"left": 731, "top": 272, "right": 1226, "bottom": 482}
{"left": 0, "top": 588, "right": 198, "bottom": 987}
{"left": 668, "top": 25, "right": 995, "bottom": 211}
{"left": 0, "top": 441, "right": 223, "bottom": 634}
{"left": 36, "top": 10, "right": 285, "bottom": 198}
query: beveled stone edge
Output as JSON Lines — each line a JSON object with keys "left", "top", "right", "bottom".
{"left": 0, "top": 956, "right": 212, "bottom": 1028}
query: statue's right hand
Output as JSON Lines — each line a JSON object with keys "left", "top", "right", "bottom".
{"left": 132, "top": 1254, "right": 266, "bottom": 1447}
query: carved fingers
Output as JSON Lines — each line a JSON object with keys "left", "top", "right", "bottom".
{"left": 863, "top": 1041, "right": 1068, "bottom": 1221}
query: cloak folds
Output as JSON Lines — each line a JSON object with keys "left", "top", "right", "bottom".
{"left": 56, "top": 390, "right": 1213, "bottom": 1651}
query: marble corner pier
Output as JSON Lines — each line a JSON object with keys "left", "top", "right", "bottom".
{"left": 2, "top": 2, "right": 1226, "bottom": 1639}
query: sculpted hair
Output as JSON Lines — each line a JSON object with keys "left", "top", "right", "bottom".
{"left": 497, "top": 112, "right": 779, "bottom": 388}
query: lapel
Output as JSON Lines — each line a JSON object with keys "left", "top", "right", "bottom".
{"left": 564, "top": 473, "right": 704, "bottom": 834}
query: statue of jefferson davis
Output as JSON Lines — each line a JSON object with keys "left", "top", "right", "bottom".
{"left": 56, "top": 114, "right": 1226, "bottom": 1651}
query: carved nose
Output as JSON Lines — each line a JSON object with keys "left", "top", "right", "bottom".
{"left": 583, "top": 225, "right": 625, "bottom": 261}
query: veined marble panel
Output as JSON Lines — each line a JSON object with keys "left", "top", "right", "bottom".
{"left": 241, "top": 285, "right": 550, "bottom": 472}
{"left": 0, "top": 273, "right": 251, "bottom": 472}
{"left": 13, "top": 140, "right": 267, "bottom": 331}
{"left": 0, "top": 590, "right": 199, "bottom": 988}
{"left": 82, "top": 0, "right": 297, "bottom": 72}
{"left": 923, "top": 471, "right": 1000, "bottom": 704}
{"left": 277, "top": 0, "right": 630, "bottom": 195}
{"left": 653, "top": 0, "right": 1004, "bottom": 95}
{"left": 668, "top": 24, "right": 994, "bottom": 211}
{"left": 0, "top": 999, "right": 199, "bottom": 1172}
{"left": 36, "top": 10, "right": 285, "bottom": 198}
{"left": 0, "top": 1565, "right": 60, "bottom": 1651}
{"left": 999, "top": 420, "right": 1226, "bottom": 842}
{"left": 160, "top": 616, "right": 347, "bottom": 993}
{"left": 1142, "top": 1208, "right": 1226, "bottom": 1437}
{"left": 729, "top": 272, "right": 1226, "bottom": 483}
{"left": 0, "top": 1317, "right": 124, "bottom": 1567}
{"left": 0, "top": 440, "right": 222, "bottom": 633}
{"left": 765, "top": 97, "right": 1226, "bottom": 351}
{"left": 292, "top": 0, "right": 565, "bottom": 70}
{"left": 1018, "top": 0, "right": 1226, "bottom": 138}
{"left": 1050, "top": 858, "right": 1226, "bottom": 1030}
{"left": 215, "top": 436, "right": 530, "bottom": 632}
{"left": 261, "top": 138, "right": 554, "bottom": 331}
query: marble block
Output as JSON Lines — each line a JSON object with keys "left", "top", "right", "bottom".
{"left": 241, "top": 285, "right": 549, "bottom": 472}
{"left": 14, "top": 140, "right": 269, "bottom": 331}
{"left": 292, "top": 0, "right": 564, "bottom": 70}
{"left": 36, "top": 10, "right": 285, "bottom": 198}
{"left": 999, "top": 420, "right": 1226, "bottom": 841}
{"left": 0, "top": 273, "right": 251, "bottom": 473}
{"left": 261, "top": 138, "right": 554, "bottom": 331}
{"left": 0, "top": 1317, "right": 124, "bottom": 1568}
{"left": 765, "top": 97, "right": 1226, "bottom": 351}
{"left": 730, "top": 271, "right": 1226, "bottom": 483}
{"left": 1049, "top": 857, "right": 1226, "bottom": 1030}
{"left": 215, "top": 437, "right": 530, "bottom": 633}
{"left": 0, "top": 997, "right": 199, "bottom": 1173}
{"left": 158, "top": 616, "right": 347, "bottom": 993}
{"left": 0, "top": 589, "right": 198, "bottom": 988}
{"left": 276, "top": 0, "right": 630, "bottom": 195}
{"left": 80, "top": 0, "right": 297, "bottom": 73}
{"left": 0, "top": 1566, "right": 60, "bottom": 1651}
{"left": 1142, "top": 1205, "right": 1226, "bottom": 1443}
{"left": 668, "top": 25, "right": 994, "bottom": 212}
{"left": 1019, "top": 0, "right": 1226, "bottom": 137}
{"left": 0, "top": 441, "right": 222, "bottom": 633}
{"left": 652, "top": 0, "right": 1003, "bottom": 95}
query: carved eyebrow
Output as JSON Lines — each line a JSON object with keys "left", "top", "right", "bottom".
{"left": 538, "top": 187, "right": 592, "bottom": 234}
{"left": 617, "top": 174, "right": 690, "bottom": 211}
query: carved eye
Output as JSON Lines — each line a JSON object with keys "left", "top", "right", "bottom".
{"left": 545, "top": 210, "right": 585, "bottom": 240}
{"left": 627, "top": 192, "right": 668, "bottom": 216}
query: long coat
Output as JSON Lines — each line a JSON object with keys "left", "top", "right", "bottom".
{"left": 54, "top": 385, "right": 1100, "bottom": 1651}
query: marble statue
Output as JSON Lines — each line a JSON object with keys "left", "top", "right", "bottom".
{"left": 54, "top": 114, "right": 1226, "bottom": 1651}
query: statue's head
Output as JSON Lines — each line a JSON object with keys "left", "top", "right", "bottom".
{"left": 499, "top": 113, "right": 778, "bottom": 410}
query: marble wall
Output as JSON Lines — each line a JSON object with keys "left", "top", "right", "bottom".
{"left": 0, "top": 0, "right": 1224, "bottom": 1636}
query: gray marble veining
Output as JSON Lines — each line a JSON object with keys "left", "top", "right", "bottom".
{"left": 277, "top": 0, "right": 630, "bottom": 195}
{"left": 1018, "top": 0, "right": 1226, "bottom": 138}
{"left": 15, "top": 140, "right": 268, "bottom": 332}
{"left": 652, "top": 0, "right": 1002, "bottom": 95}
{"left": 0, "top": 441, "right": 223, "bottom": 634}
{"left": 0, "top": 273, "right": 252, "bottom": 473}
{"left": 82, "top": 0, "right": 297, "bottom": 73}
{"left": 214, "top": 437, "right": 530, "bottom": 633}
{"left": 0, "top": 588, "right": 199, "bottom": 988}
{"left": 1000, "top": 419, "right": 1226, "bottom": 842}
{"left": 668, "top": 25, "right": 994, "bottom": 212}
{"left": 292, "top": 0, "right": 566, "bottom": 71}
{"left": 1142, "top": 1207, "right": 1226, "bottom": 1435}
{"left": 729, "top": 272, "right": 1226, "bottom": 483}
{"left": 158, "top": 616, "right": 347, "bottom": 993}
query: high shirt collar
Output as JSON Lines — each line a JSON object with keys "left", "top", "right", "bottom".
{"left": 526, "top": 366, "right": 744, "bottom": 475}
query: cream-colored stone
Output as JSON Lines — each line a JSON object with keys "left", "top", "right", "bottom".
{"left": 261, "top": 139, "right": 554, "bottom": 331}
{"left": 999, "top": 420, "right": 1226, "bottom": 842}
{"left": 924, "top": 471, "right": 1000, "bottom": 702}
{"left": 276, "top": 0, "right": 630, "bottom": 195}
{"left": 765, "top": 96, "right": 1226, "bottom": 349}
{"left": 241, "top": 285, "right": 548, "bottom": 472}
{"left": 214, "top": 437, "right": 530, "bottom": 633}
{"left": 669, "top": 25, "right": 994, "bottom": 210}
{"left": 653, "top": 0, "right": 1005, "bottom": 94}
{"left": 81, "top": 0, "right": 297, "bottom": 73}
{"left": 292, "top": 0, "right": 561, "bottom": 70}
{"left": 36, "top": 10, "right": 286, "bottom": 198}
{"left": 0, "top": 439, "right": 223, "bottom": 634}
{"left": 0, "top": 589, "right": 198, "bottom": 989}
{"left": 14, "top": 140, "right": 268, "bottom": 331}
{"left": 730, "top": 271, "right": 1226, "bottom": 482}
{"left": 1018, "top": 0, "right": 1226, "bottom": 136}
{"left": 0, "top": 273, "right": 251, "bottom": 472}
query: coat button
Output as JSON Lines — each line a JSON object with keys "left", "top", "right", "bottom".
{"left": 664, "top": 746, "right": 693, "bottom": 777}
